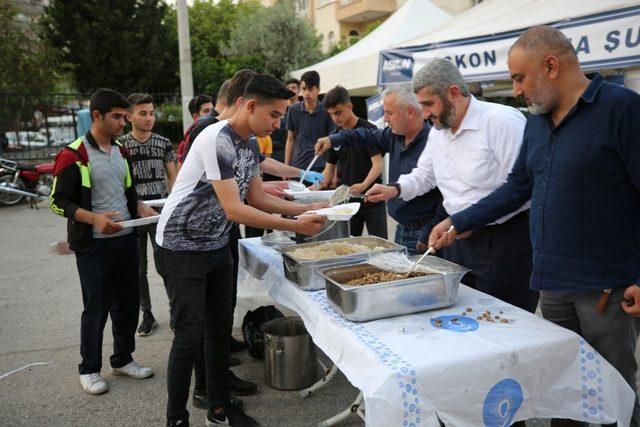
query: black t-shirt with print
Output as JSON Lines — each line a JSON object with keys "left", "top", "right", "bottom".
{"left": 325, "top": 118, "right": 380, "bottom": 188}
{"left": 120, "top": 132, "right": 173, "bottom": 200}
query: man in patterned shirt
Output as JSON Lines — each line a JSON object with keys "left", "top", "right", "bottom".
{"left": 156, "top": 73, "right": 325, "bottom": 426}
{"left": 121, "top": 93, "right": 177, "bottom": 336}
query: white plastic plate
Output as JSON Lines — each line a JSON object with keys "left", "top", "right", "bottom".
{"left": 297, "top": 202, "right": 360, "bottom": 221}
{"left": 142, "top": 198, "right": 166, "bottom": 207}
{"left": 284, "top": 189, "right": 335, "bottom": 200}
{"left": 117, "top": 215, "right": 161, "bottom": 228}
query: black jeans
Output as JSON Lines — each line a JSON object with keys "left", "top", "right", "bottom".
{"left": 156, "top": 245, "right": 234, "bottom": 423}
{"left": 350, "top": 200, "right": 387, "bottom": 239}
{"left": 136, "top": 223, "right": 158, "bottom": 312}
{"left": 75, "top": 232, "right": 139, "bottom": 374}
{"left": 442, "top": 211, "right": 539, "bottom": 313}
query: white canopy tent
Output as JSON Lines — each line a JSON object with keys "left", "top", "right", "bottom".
{"left": 378, "top": 0, "right": 640, "bottom": 90}
{"left": 290, "top": 0, "right": 451, "bottom": 96}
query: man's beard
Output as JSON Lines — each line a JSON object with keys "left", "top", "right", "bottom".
{"left": 431, "top": 98, "right": 456, "bottom": 130}
{"left": 527, "top": 74, "right": 558, "bottom": 115}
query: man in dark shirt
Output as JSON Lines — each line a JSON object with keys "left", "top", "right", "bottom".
{"left": 121, "top": 93, "right": 176, "bottom": 337}
{"left": 314, "top": 85, "right": 387, "bottom": 239}
{"left": 430, "top": 26, "right": 640, "bottom": 425}
{"left": 285, "top": 70, "right": 335, "bottom": 172}
{"left": 177, "top": 94, "right": 216, "bottom": 168}
{"left": 316, "top": 84, "right": 443, "bottom": 255}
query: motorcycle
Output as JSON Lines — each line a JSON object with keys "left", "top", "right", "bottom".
{"left": 0, "top": 157, "right": 54, "bottom": 208}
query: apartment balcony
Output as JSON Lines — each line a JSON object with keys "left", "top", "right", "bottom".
{"left": 336, "top": 0, "right": 395, "bottom": 23}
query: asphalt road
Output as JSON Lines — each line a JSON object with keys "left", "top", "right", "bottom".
{"left": 0, "top": 204, "right": 362, "bottom": 426}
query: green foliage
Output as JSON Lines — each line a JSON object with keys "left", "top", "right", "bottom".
{"left": 0, "top": 3, "right": 58, "bottom": 129}
{"left": 223, "top": 0, "right": 323, "bottom": 80}
{"left": 0, "top": 5, "right": 56, "bottom": 94}
{"left": 164, "top": 0, "right": 263, "bottom": 95}
{"left": 42, "top": 0, "right": 179, "bottom": 93}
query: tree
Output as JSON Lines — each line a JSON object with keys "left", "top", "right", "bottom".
{"left": 165, "top": 0, "right": 262, "bottom": 95}
{"left": 42, "top": 0, "right": 179, "bottom": 93}
{"left": 0, "top": 4, "right": 56, "bottom": 94}
{"left": 0, "top": 3, "right": 57, "bottom": 130}
{"left": 223, "top": 0, "right": 323, "bottom": 80}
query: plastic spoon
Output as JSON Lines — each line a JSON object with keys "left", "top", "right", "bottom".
{"left": 299, "top": 154, "right": 320, "bottom": 184}
{"left": 404, "top": 225, "right": 455, "bottom": 277}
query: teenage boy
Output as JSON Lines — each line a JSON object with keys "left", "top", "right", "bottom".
{"left": 156, "top": 74, "right": 326, "bottom": 426}
{"left": 315, "top": 85, "right": 387, "bottom": 238}
{"left": 178, "top": 94, "right": 215, "bottom": 168}
{"left": 50, "top": 88, "right": 158, "bottom": 395}
{"left": 120, "top": 93, "right": 177, "bottom": 336}
{"left": 285, "top": 70, "right": 335, "bottom": 172}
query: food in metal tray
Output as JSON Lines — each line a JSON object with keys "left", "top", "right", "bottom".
{"left": 344, "top": 270, "right": 431, "bottom": 286}
{"left": 288, "top": 242, "right": 385, "bottom": 260}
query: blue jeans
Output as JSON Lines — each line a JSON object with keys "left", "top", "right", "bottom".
{"left": 394, "top": 223, "right": 422, "bottom": 256}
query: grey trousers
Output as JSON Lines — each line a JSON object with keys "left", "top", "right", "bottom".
{"left": 136, "top": 223, "right": 158, "bottom": 312}
{"left": 540, "top": 289, "right": 640, "bottom": 426}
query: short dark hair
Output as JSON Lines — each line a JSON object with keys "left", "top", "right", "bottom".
{"left": 300, "top": 71, "right": 320, "bottom": 88}
{"left": 244, "top": 73, "right": 295, "bottom": 104}
{"left": 216, "top": 80, "right": 231, "bottom": 105}
{"left": 323, "top": 85, "right": 351, "bottom": 109}
{"left": 188, "top": 94, "right": 213, "bottom": 115}
{"left": 285, "top": 78, "right": 300, "bottom": 87}
{"left": 226, "top": 70, "right": 257, "bottom": 106}
{"left": 126, "top": 93, "right": 154, "bottom": 106}
{"left": 89, "top": 89, "right": 129, "bottom": 119}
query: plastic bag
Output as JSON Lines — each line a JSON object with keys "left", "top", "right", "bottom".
{"left": 241, "top": 305, "right": 285, "bottom": 359}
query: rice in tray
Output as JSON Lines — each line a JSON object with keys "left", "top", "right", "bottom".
{"left": 289, "top": 242, "right": 385, "bottom": 260}
{"left": 345, "top": 271, "right": 428, "bottom": 286}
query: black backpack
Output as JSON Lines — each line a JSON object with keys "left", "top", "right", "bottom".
{"left": 242, "top": 305, "right": 285, "bottom": 359}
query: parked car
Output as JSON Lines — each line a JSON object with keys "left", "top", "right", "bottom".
{"left": 6, "top": 131, "right": 50, "bottom": 148}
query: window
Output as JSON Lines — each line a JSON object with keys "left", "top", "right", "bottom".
{"left": 296, "top": 0, "right": 308, "bottom": 11}
{"left": 328, "top": 31, "right": 336, "bottom": 48}
{"left": 348, "top": 29, "right": 360, "bottom": 44}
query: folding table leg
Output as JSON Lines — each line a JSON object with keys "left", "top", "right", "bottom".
{"left": 299, "top": 363, "right": 339, "bottom": 398}
{"left": 316, "top": 392, "right": 364, "bottom": 427}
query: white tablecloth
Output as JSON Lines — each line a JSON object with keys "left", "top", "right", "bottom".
{"left": 238, "top": 237, "right": 635, "bottom": 427}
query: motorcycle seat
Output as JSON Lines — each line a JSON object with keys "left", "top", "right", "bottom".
{"left": 36, "top": 163, "right": 54, "bottom": 174}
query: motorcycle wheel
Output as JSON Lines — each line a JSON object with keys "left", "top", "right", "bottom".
{"left": 0, "top": 173, "right": 25, "bottom": 206}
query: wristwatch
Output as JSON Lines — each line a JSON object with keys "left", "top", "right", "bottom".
{"left": 388, "top": 182, "right": 401, "bottom": 198}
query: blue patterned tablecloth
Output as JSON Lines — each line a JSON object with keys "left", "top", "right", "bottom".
{"left": 239, "top": 237, "right": 635, "bottom": 427}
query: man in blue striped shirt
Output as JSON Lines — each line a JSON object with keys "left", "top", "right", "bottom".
{"left": 430, "top": 26, "right": 640, "bottom": 425}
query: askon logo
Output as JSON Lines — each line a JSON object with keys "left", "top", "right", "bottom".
{"left": 382, "top": 57, "right": 413, "bottom": 72}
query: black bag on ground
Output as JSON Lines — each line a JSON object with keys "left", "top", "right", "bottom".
{"left": 242, "top": 305, "right": 285, "bottom": 359}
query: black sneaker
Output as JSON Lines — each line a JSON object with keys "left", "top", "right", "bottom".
{"left": 227, "top": 370, "right": 257, "bottom": 396}
{"left": 205, "top": 405, "right": 259, "bottom": 426}
{"left": 193, "top": 390, "right": 244, "bottom": 411}
{"left": 229, "top": 356, "right": 241, "bottom": 368}
{"left": 137, "top": 311, "right": 158, "bottom": 336}
{"left": 230, "top": 337, "right": 248, "bottom": 353}
{"left": 166, "top": 418, "right": 189, "bottom": 426}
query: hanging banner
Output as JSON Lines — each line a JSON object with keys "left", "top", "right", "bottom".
{"left": 378, "top": 5, "right": 640, "bottom": 85}
{"left": 366, "top": 94, "right": 385, "bottom": 129}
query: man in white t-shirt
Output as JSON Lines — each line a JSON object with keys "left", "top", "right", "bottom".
{"left": 156, "top": 73, "right": 325, "bottom": 427}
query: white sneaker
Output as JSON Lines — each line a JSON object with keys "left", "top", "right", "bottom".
{"left": 111, "top": 360, "right": 153, "bottom": 379}
{"left": 79, "top": 373, "right": 108, "bottom": 395}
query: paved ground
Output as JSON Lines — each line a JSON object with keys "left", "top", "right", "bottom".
{"left": 0, "top": 204, "right": 362, "bottom": 426}
{"left": 0, "top": 202, "right": 630, "bottom": 426}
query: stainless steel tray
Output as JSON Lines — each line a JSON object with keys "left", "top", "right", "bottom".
{"left": 276, "top": 236, "right": 406, "bottom": 291}
{"left": 260, "top": 231, "right": 296, "bottom": 248}
{"left": 319, "top": 256, "right": 470, "bottom": 322}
